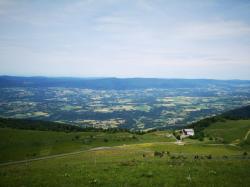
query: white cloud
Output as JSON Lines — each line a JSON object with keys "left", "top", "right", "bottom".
{"left": 0, "top": 0, "right": 15, "bottom": 15}
{"left": 175, "top": 20, "right": 250, "bottom": 40}
{"left": 0, "top": 1, "right": 250, "bottom": 79}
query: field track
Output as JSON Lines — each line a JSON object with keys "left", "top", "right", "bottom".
{"left": 0, "top": 146, "right": 115, "bottom": 167}
{"left": 0, "top": 141, "right": 244, "bottom": 167}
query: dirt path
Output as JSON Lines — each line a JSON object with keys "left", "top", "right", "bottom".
{"left": 244, "top": 130, "right": 250, "bottom": 141}
{"left": 0, "top": 146, "right": 114, "bottom": 167}
{"left": 0, "top": 141, "right": 242, "bottom": 167}
{"left": 0, "top": 142, "right": 205, "bottom": 167}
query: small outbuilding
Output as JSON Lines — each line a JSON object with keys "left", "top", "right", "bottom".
{"left": 182, "top": 129, "right": 194, "bottom": 137}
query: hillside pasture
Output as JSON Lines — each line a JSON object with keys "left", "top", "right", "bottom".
{"left": 204, "top": 120, "right": 250, "bottom": 144}
{"left": 0, "top": 128, "right": 175, "bottom": 163}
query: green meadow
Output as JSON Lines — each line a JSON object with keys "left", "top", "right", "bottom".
{"left": 204, "top": 120, "right": 250, "bottom": 144}
{"left": 0, "top": 128, "right": 175, "bottom": 163}
{"left": 0, "top": 140, "right": 249, "bottom": 187}
{"left": 0, "top": 119, "right": 250, "bottom": 186}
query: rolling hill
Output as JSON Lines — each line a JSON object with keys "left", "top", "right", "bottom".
{"left": 1, "top": 76, "right": 250, "bottom": 89}
{"left": 188, "top": 105, "right": 250, "bottom": 146}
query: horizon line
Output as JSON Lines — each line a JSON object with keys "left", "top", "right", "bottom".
{"left": 1, "top": 74, "right": 250, "bottom": 81}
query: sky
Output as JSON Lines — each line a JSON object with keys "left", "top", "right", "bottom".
{"left": 0, "top": 0, "right": 250, "bottom": 79}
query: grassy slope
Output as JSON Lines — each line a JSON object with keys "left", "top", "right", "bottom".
{"left": 0, "top": 143, "right": 249, "bottom": 187}
{"left": 0, "top": 125, "right": 249, "bottom": 187}
{"left": 0, "top": 128, "right": 175, "bottom": 163}
{"left": 204, "top": 120, "right": 250, "bottom": 144}
{"left": 1, "top": 115, "right": 250, "bottom": 186}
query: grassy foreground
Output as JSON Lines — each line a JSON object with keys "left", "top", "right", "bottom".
{"left": 0, "top": 118, "right": 250, "bottom": 187}
{"left": 0, "top": 142, "right": 249, "bottom": 187}
{"left": 0, "top": 128, "right": 175, "bottom": 163}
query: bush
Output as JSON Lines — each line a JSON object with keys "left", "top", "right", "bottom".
{"left": 132, "top": 135, "right": 137, "bottom": 139}
{"left": 198, "top": 137, "right": 204, "bottom": 141}
{"left": 83, "top": 139, "right": 91, "bottom": 144}
{"left": 154, "top": 151, "right": 164, "bottom": 158}
{"left": 89, "top": 178, "right": 98, "bottom": 184}
{"left": 170, "top": 156, "right": 176, "bottom": 159}
{"left": 194, "top": 155, "right": 199, "bottom": 159}
{"left": 175, "top": 155, "right": 186, "bottom": 160}
{"left": 142, "top": 171, "right": 153, "bottom": 178}
{"left": 192, "top": 132, "right": 205, "bottom": 140}
{"left": 206, "top": 154, "right": 212, "bottom": 159}
{"left": 75, "top": 135, "right": 80, "bottom": 140}
{"left": 176, "top": 135, "right": 181, "bottom": 140}
{"left": 120, "top": 160, "right": 137, "bottom": 166}
{"left": 173, "top": 131, "right": 181, "bottom": 140}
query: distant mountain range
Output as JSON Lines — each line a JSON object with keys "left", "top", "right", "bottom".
{"left": 1, "top": 76, "right": 250, "bottom": 90}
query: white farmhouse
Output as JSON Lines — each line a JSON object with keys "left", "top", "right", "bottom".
{"left": 182, "top": 129, "right": 194, "bottom": 137}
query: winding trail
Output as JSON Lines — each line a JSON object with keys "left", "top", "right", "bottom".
{"left": 0, "top": 146, "right": 115, "bottom": 167}
{"left": 244, "top": 130, "right": 250, "bottom": 141}
{"left": 0, "top": 141, "right": 243, "bottom": 167}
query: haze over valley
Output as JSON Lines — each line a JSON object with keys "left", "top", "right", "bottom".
{"left": 1, "top": 77, "right": 250, "bottom": 130}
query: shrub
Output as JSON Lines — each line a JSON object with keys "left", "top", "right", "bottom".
{"left": 209, "top": 170, "right": 217, "bottom": 175}
{"left": 83, "top": 139, "right": 91, "bottom": 144}
{"left": 142, "top": 171, "right": 153, "bottom": 178}
{"left": 89, "top": 178, "right": 98, "bottom": 184}
{"left": 154, "top": 151, "right": 164, "bottom": 157}
{"left": 132, "top": 135, "right": 137, "bottom": 139}
{"left": 120, "top": 160, "right": 137, "bottom": 166}
{"left": 75, "top": 135, "right": 80, "bottom": 140}
{"left": 206, "top": 154, "right": 212, "bottom": 159}
{"left": 173, "top": 131, "right": 181, "bottom": 140}
{"left": 178, "top": 155, "right": 187, "bottom": 159}
{"left": 198, "top": 137, "right": 204, "bottom": 141}
{"left": 64, "top": 173, "right": 70, "bottom": 177}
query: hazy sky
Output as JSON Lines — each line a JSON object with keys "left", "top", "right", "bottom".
{"left": 0, "top": 0, "right": 250, "bottom": 79}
